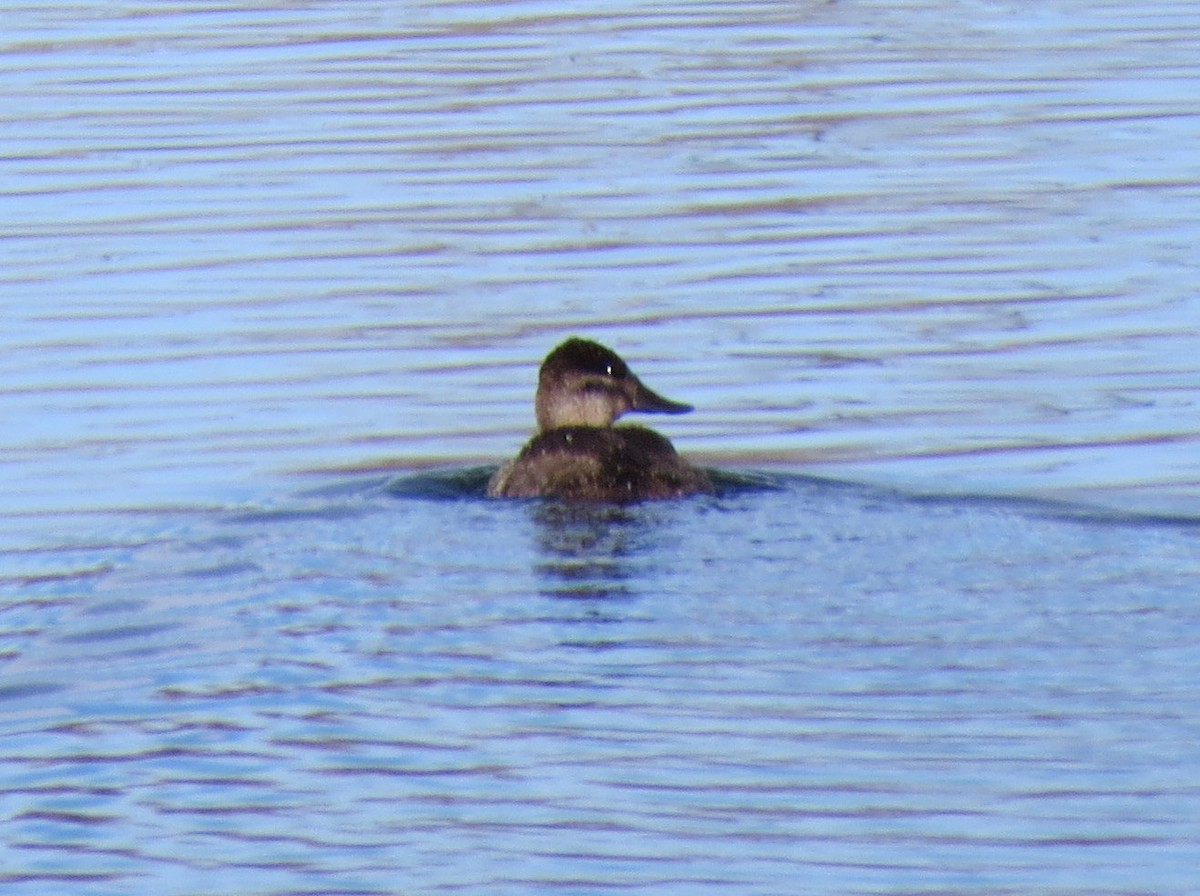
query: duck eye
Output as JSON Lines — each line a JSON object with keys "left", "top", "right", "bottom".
{"left": 581, "top": 377, "right": 618, "bottom": 396}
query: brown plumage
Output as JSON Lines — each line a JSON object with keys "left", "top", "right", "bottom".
{"left": 488, "top": 338, "right": 712, "bottom": 502}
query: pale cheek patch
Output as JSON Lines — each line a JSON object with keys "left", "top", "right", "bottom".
{"left": 565, "top": 391, "right": 626, "bottom": 427}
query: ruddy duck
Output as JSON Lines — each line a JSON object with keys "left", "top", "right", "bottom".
{"left": 487, "top": 338, "right": 713, "bottom": 502}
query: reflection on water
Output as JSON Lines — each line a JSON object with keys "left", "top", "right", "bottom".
{"left": 5, "top": 0, "right": 1200, "bottom": 893}
{"left": 533, "top": 503, "right": 644, "bottom": 601}
{"left": 528, "top": 472, "right": 783, "bottom": 601}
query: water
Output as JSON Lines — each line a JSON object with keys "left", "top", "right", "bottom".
{"left": 3, "top": 1, "right": 1200, "bottom": 893}
{"left": 5, "top": 476, "right": 1200, "bottom": 893}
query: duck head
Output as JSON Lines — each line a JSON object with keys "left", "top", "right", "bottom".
{"left": 533, "top": 337, "right": 693, "bottom": 432}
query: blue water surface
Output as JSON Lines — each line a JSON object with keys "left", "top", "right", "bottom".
{"left": 3, "top": 471, "right": 1200, "bottom": 894}
{"left": 3, "top": 0, "right": 1200, "bottom": 893}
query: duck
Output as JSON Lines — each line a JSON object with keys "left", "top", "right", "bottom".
{"left": 487, "top": 337, "right": 713, "bottom": 502}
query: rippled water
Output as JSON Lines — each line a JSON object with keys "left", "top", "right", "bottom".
{"left": 5, "top": 474, "right": 1200, "bottom": 894}
{"left": 3, "top": 1, "right": 1200, "bottom": 893}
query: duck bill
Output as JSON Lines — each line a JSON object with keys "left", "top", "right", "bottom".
{"left": 631, "top": 378, "right": 693, "bottom": 414}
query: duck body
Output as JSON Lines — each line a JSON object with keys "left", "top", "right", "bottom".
{"left": 488, "top": 424, "right": 712, "bottom": 501}
{"left": 487, "top": 338, "right": 712, "bottom": 502}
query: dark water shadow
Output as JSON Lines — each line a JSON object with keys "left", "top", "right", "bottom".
{"left": 0, "top": 681, "right": 68, "bottom": 702}
{"left": 383, "top": 465, "right": 496, "bottom": 500}
{"left": 381, "top": 465, "right": 783, "bottom": 503}
{"left": 528, "top": 502, "right": 645, "bottom": 602}
{"left": 313, "top": 462, "right": 1199, "bottom": 536}
{"left": 374, "top": 465, "right": 783, "bottom": 604}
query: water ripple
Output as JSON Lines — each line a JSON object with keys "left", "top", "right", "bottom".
{"left": 4, "top": 2, "right": 1200, "bottom": 894}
